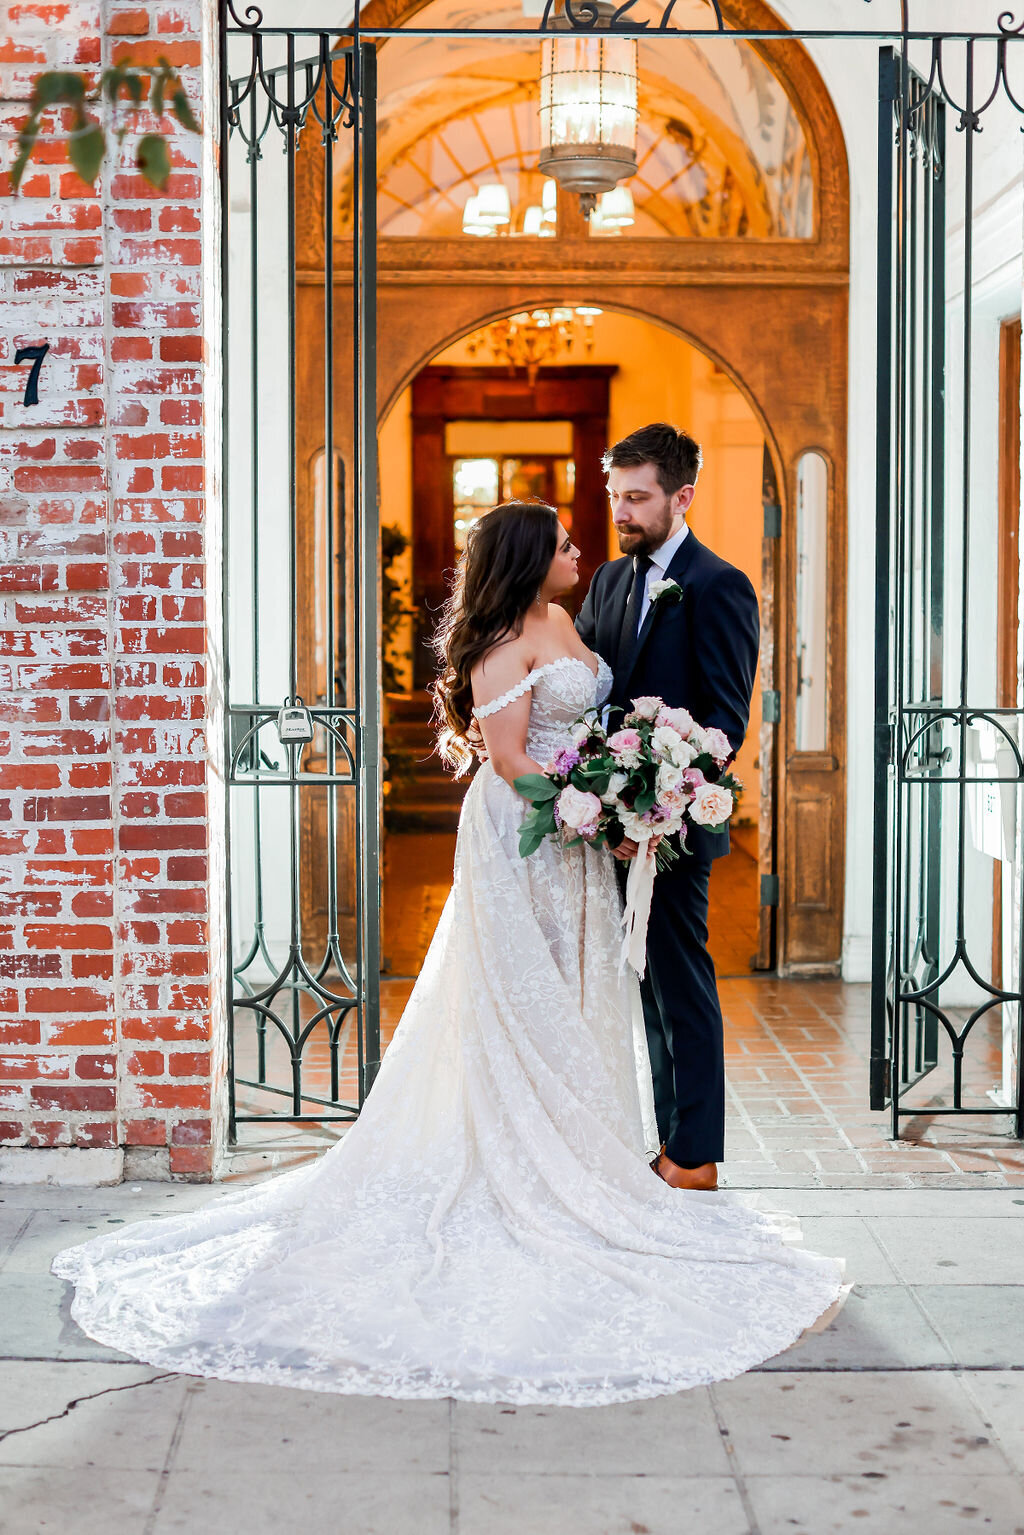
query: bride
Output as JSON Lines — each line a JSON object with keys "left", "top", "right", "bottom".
{"left": 51, "top": 499, "right": 845, "bottom": 1406}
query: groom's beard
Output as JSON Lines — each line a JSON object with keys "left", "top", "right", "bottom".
{"left": 615, "top": 506, "right": 676, "bottom": 558}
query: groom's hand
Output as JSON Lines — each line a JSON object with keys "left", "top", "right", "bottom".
{"left": 611, "top": 834, "right": 663, "bottom": 862}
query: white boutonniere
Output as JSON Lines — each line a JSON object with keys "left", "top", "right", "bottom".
{"left": 649, "top": 578, "right": 683, "bottom": 608}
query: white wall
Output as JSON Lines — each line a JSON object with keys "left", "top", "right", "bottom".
{"left": 770, "top": 1, "right": 1024, "bottom": 984}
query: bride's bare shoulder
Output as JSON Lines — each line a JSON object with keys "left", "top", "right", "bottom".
{"left": 471, "top": 636, "right": 532, "bottom": 707}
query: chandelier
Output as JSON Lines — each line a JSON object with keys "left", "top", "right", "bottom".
{"left": 537, "top": 1, "right": 638, "bottom": 217}
{"left": 466, "top": 307, "right": 602, "bottom": 385}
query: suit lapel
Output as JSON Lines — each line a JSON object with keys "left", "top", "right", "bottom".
{"left": 621, "top": 528, "right": 701, "bottom": 689}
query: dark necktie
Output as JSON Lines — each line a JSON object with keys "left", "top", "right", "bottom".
{"left": 618, "top": 553, "right": 653, "bottom": 675}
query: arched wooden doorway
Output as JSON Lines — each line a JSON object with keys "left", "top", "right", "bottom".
{"left": 292, "top": 0, "right": 850, "bottom": 973}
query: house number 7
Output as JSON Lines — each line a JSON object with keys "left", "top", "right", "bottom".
{"left": 15, "top": 343, "right": 49, "bottom": 407}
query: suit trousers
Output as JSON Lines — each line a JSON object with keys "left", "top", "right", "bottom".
{"left": 617, "top": 851, "right": 725, "bottom": 1165}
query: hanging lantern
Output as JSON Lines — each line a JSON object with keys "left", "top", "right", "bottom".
{"left": 537, "top": 2, "right": 638, "bottom": 217}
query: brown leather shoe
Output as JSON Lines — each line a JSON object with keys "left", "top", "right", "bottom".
{"left": 652, "top": 1152, "right": 718, "bottom": 1191}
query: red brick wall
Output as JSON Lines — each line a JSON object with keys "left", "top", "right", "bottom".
{"left": 0, "top": 0, "right": 227, "bottom": 1180}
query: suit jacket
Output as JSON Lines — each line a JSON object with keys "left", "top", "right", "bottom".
{"left": 575, "top": 529, "right": 760, "bottom": 862}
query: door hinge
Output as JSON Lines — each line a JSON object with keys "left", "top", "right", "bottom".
{"left": 760, "top": 874, "right": 780, "bottom": 908}
{"left": 763, "top": 502, "right": 782, "bottom": 539}
{"left": 763, "top": 689, "right": 781, "bottom": 724}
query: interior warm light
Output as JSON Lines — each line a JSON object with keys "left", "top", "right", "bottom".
{"left": 475, "top": 183, "right": 511, "bottom": 225}
{"left": 522, "top": 205, "right": 544, "bottom": 237}
{"left": 538, "top": 2, "right": 638, "bottom": 216}
{"left": 462, "top": 194, "right": 497, "bottom": 237}
{"left": 590, "top": 186, "right": 635, "bottom": 232}
{"left": 465, "top": 307, "right": 602, "bottom": 385}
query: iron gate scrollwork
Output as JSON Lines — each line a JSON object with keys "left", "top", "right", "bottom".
{"left": 218, "top": 0, "right": 1024, "bottom": 1137}
{"left": 872, "top": 29, "right": 1024, "bottom": 1137}
{"left": 220, "top": 3, "right": 379, "bottom": 1131}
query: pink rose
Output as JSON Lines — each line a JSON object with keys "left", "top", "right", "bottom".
{"left": 703, "top": 726, "right": 733, "bottom": 767}
{"left": 681, "top": 767, "right": 706, "bottom": 793}
{"left": 557, "top": 784, "right": 603, "bottom": 832}
{"left": 689, "top": 783, "right": 734, "bottom": 827}
{"left": 629, "top": 695, "right": 662, "bottom": 721}
{"left": 608, "top": 728, "right": 642, "bottom": 766}
{"left": 656, "top": 705, "right": 694, "bottom": 737}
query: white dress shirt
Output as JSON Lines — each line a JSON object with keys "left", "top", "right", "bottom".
{"left": 635, "top": 520, "right": 689, "bottom": 633}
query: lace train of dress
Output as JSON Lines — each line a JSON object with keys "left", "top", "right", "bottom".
{"left": 51, "top": 655, "right": 845, "bottom": 1406}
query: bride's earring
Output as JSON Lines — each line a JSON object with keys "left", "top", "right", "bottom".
{"left": 535, "top": 588, "right": 543, "bottom": 608}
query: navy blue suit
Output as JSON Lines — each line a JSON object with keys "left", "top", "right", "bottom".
{"left": 575, "top": 529, "right": 760, "bottom": 1164}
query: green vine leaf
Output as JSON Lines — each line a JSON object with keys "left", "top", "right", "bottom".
{"left": 136, "top": 132, "right": 171, "bottom": 188}
{"left": 11, "top": 60, "right": 199, "bottom": 194}
{"left": 171, "top": 85, "right": 199, "bottom": 133}
{"left": 68, "top": 123, "right": 106, "bottom": 185}
{"left": 33, "top": 71, "right": 86, "bottom": 110}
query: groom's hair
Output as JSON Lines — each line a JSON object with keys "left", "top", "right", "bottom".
{"left": 602, "top": 423, "right": 702, "bottom": 496}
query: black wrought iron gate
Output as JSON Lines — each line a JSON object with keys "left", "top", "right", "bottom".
{"left": 218, "top": 0, "right": 1024, "bottom": 1138}
{"left": 220, "top": 8, "right": 379, "bottom": 1132}
{"left": 872, "top": 30, "right": 1024, "bottom": 1138}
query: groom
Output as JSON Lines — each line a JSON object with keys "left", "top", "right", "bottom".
{"left": 575, "top": 423, "right": 760, "bottom": 1192}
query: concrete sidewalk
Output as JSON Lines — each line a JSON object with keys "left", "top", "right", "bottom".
{"left": 1, "top": 1181, "right": 1023, "bottom": 1535}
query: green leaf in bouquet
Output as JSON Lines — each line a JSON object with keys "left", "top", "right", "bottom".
{"left": 634, "top": 788, "right": 657, "bottom": 815}
{"left": 518, "top": 823, "right": 549, "bottom": 858}
{"left": 513, "top": 772, "right": 560, "bottom": 803}
{"left": 582, "top": 770, "right": 611, "bottom": 796}
{"left": 521, "top": 803, "right": 555, "bottom": 837}
{"left": 606, "top": 820, "right": 625, "bottom": 849}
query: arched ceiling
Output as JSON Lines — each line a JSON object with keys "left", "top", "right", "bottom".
{"left": 361, "top": 0, "right": 814, "bottom": 237}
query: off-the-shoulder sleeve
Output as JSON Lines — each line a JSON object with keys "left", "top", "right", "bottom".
{"left": 472, "top": 669, "right": 538, "bottom": 720}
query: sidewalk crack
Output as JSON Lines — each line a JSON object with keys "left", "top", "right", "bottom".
{"left": 0, "top": 1372, "right": 177, "bottom": 1443}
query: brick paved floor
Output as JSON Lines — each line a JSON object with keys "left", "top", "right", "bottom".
{"left": 231, "top": 836, "right": 1024, "bottom": 1189}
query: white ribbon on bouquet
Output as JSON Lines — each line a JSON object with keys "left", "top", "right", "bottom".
{"left": 619, "top": 835, "right": 658, "bottom": 979}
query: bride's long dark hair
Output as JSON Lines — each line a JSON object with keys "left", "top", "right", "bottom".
{"left": 431, "top": 500, "right": 560, "bottom": 775}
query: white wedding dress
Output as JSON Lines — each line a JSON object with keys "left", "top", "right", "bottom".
{"left": 51, "top": 654, "right": 845, "bottom": 1406}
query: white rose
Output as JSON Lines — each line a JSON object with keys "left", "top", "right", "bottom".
{"left": 557, "top": 784, "right": 603, "bottom": 831}
{"left": 689, "top": 783, "right": 734, "bottom": 827}
{"left": 649, "top": 578, "right": 679, "bottom": 600}
{"left": 617, "top": 809, "right": 650, "bottom": 842}
{"left": 687, "top": 723, "right": 710, "bottom": 756}
{"left": 629, "top": 695, "right": 662, "bottom": 721}
{"left": 601, "top": 770, "right": 628, "bottom": 806}
{"left": 668, "top": 736, "right": 698, "bottom": 769}
{"left": 651, "top": 724, "right": 682, "bottom": 759}
{"left": 656, "top": 760, "right": 684, "bottom": 795}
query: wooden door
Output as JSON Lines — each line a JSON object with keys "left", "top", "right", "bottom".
{"left": 410, "top": 365, "right": 615, "bottom": 687}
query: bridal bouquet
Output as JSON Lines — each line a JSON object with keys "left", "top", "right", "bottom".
{"left": 514, "top": 697, "right": 742, "bottom": 977}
